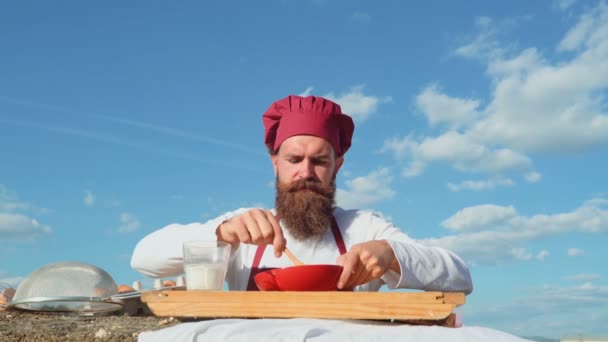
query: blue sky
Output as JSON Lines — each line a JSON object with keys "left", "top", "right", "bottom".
{"left": 1, "top": 0, "right": 607, "bottom": 339}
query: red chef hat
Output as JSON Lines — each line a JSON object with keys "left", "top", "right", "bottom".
{"left": 263, "top": 95, "right": 355, "bottom": 156}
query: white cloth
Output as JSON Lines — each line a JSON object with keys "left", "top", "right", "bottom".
{"left": 131, "top": 207, "right": 473, "bottom": 293}
{"left": 138, "top": 319, "right": 533, "bottom": 342}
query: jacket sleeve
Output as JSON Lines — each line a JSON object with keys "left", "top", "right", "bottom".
{"left": 130, "top": 208, "right": 248, "bottom": 278}
{"left": 366, "top": 212, "right": 473, "bottom": 294}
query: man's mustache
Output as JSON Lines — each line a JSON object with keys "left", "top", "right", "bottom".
{"left": 279, "top": 179, "right": 335, "bottom": 196}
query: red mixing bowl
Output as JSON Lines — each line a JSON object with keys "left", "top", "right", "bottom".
{"left": 254, "top": 264, "right": 344, "bottom": 291}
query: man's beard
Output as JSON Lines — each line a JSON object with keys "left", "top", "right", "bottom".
{"left": 275, "top": 177, "right": 336, "bottom": 242}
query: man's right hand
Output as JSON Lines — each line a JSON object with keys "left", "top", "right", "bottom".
{"left": 215, "top": 209, "right": 286, "bottom": 257}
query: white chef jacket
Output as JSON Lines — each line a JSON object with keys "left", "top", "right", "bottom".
{"left": 130, "top": 207, "right": 473, "bottom": 294}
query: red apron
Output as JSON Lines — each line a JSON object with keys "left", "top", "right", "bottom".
{"left": 246, "top": 216, "right": 347, "bottom": 291}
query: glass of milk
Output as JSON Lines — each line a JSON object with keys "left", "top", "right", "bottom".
{"left": 182, "top": 241, "right": 231, "bottom": 290}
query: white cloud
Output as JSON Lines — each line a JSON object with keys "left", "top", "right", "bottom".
{"left": 584, "top": 197, "right": 608, "bottom": 207}
{"left": 382, "top": 132, "right": 534, "bottom": 177}
{"left": 558, "top": 3, "right": 596, "bottom": 51}
{"left": 381, "top": 136, "right": 411, "bottom": 161}
{"left": 566, "top": 273, "right": 600, "bottom": 282}
{"left": 402, "top": 160, "right": 426, "bottom": 178}
{"left": 247, "top": 202, "right": 267, "bottom": 209}
{"left": 442, "top": 204, "right": 517, "bottom": 231}
{"left": 3, "top": 116, "right": 265, "bottom": 168}
{"left": 0, "top": 212, "right": 52, "bottom": 240}
{"left": 298, "top": 86, "right": 391, "bottom": 123}
{"left": 416, "top": 84, "right": 482, "bottom": 129}
{"left": 454, "top": 16, "right": 506, "bottom": 60}
{"left": 511, "top": 247, "right": 533, "bottom": 261}
{"left": 118, "top": 212, "right": 141, "bottom": 233}
{"left": 524, "top": 172, "right": 542, "bottom": 183}
{"left": 0, "top": 198, "right": 30, "bottom": 212}
{"left": 0, "top": 184, "right": 48, "bottom": 214}
{"left": 567, "top": 247, "right": 585, "bottom": 256}
{"left": 385, "top": 3, "right": 608, "bottom": 179}
{"left": 537, "top": 249, "right": 550, "bottom": 261}
{"left": 511, "top": 248, "right": 549, "bottom": 261}
{"left": 351, "top": 11, "right": 371, "bottom": 24}
{"left": 0, "top": 185, "right": 51, "bottom": 240}
{"left": 447, "top": 178, "right": 514, "bottom": 192}
{"left": 463, "top": 281, "right": 608, "bottom": 337}
{"left": 554, "top": 0, "right": 577, "bottom": 12}
{"left": 336, "top": 168, "right": 395, "bottom": 209}
{"left": 299, "top": 86, "right": 314, "bottom": 97}
{"left": 323, "top": 85, "right": 392, "bottom": 123}
{"left": 84, "top": 190, "right": 95, "bottom": 206}
{"left": 470, "top": 3, "right": 608, "bottom": 153}
{"left": 423, "top": 197, "right": 608, "bottom": 265}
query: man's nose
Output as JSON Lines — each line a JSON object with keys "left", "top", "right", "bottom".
{"left": 298, "top": 159, "right": 314, "bottom": 179}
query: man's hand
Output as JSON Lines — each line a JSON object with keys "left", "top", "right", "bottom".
{"left": 215, "top": 209, "right": 286, "bottom": 257}
{"left": 336, "top": 240, "right": 399, "bottom": 290}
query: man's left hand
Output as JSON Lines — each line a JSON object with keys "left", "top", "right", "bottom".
{"left": 336, "top": 240, "right": 400, "bottom": 290}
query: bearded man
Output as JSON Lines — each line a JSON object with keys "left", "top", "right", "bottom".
{"left": 131, "top": 95, "right": 473, "bottom": 293}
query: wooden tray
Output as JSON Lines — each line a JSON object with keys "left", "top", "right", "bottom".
{"left": 141, "top": 291, "right": 465, "bottom": 324}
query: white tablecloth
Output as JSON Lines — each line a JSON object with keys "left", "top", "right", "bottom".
{"left": 139, "top": 318, "right": 533, "bottom": 342}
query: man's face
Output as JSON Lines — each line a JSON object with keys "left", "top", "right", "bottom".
{"left": 271, "top": 135, "right": 343, "bottom": 187}
{"left": 271, "top": 135, "right": 344, "bottom": 241}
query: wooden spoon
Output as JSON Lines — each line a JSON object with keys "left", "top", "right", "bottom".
{"left": 283, "top": 247, "right": 305, "bottom": 266}
{"left": 274, "top": 213, "right": 305, "bottom": 266}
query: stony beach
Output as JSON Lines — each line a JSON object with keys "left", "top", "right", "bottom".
{"left": 0, "top": 309, "right": 181, "bottom": 341}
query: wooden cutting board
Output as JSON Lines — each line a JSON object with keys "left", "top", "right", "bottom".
{"left": 141, "top": 291, "right": 465, "bottom": 322}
